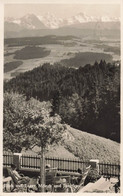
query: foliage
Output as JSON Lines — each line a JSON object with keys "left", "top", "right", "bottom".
{"left": 60, "top": 52, "right": 112, "bottom": 68}
{"left": 5, "top": 35, "right": 76, "bottom": 47}
{"left": 3, "top": 92, "right": 66, "bottom": 152}
{"left": 84, "top": 168, "right": 101, "bottom": 184}
{"left": 4, "top": 61, "right": 23, "bottom": 73}
{"left": 4, "top": 61, "right": 120, "bottom": 142}
{"left": 14, "top": 46, "right": 50, "bottom": 60}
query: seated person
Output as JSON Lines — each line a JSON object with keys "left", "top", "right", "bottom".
{"left": 45, "top": 164, "right": 51, "bottom": 172}
{"left": 10, "top": 164, "right": 30, "bottom": 184}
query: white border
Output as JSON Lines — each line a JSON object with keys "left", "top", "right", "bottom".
{"left": 0, "top": 0, "right": 122, "bottom": 196}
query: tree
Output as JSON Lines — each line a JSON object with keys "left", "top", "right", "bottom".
{"left": 4, "top": 92, "right": 66, "bottom": 192}
{"left": 51, "top": 90, "right": 62, "bottom": 116}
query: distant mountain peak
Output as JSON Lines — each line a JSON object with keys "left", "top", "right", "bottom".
{"left": 21, "top": 13, "right": 38, "bottom": 20}
{"left": 4, "top": 12, "right": 120, "bottom": 32}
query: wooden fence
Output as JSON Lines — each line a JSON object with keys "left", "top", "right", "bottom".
{"left": 3, "top": 151, "right": 13, "bottom": 167}
{"left": 99, "top": 163, "right": 120, "bottom": 177}
{"left": 3, "top": 152, "right": 120, "bottom": 177}
{"left": 21, "top": 154, "right": 89, "bottom": 172}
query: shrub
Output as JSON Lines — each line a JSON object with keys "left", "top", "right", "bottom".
{"left": 85, "top": 168, "right": 101, "bottom": 185}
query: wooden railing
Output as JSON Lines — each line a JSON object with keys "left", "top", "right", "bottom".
{"left": 3, "top": 152, "right": 120, "bottom": 177}
{"left": 21, "top": 154, "right": 89, "bottom": 172}
{"left": 3, "top": 151, "right": 13, "bottom": 167}
{"left": 99, "top": 162, "right": 120, "bottom": 177}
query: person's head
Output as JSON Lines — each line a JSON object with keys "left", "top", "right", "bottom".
{"left": 11, "top": 164, "right": 17, "bottom": 170}
{"left": 78, "top": 168, "right": 82, "bottom": 174}
{"left": 45, "top": 164, "right": 51, "bottom": 169}
{"left": 45, "top": 164, "right": 51, "bottom": 172}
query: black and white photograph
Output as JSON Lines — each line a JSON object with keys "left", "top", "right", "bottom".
{"left": 2, "top": 0, "right": 121, "bottom": 193}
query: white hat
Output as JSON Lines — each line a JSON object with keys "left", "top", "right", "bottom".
{"left": 46, "top": 164, "right": 51, "bottom": 168}
{"left": 62, "top": 178, "right": 67, "bottom": 184}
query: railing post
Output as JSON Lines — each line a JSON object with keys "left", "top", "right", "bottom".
{"left": 13, "top": 153, "right": 22, "bottom": 170}
{"left": 90, "top": 159, "right": 99, "bottom": 174}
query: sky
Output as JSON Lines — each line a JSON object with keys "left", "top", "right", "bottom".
{"left": 4, "top": 4, "right": 120, "bottom": 19}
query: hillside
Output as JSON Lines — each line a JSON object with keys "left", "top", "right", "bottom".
{"left": 22, "top": 144, "right": 77, "bottom": 159}
{"left": 4, "top": 61, "right": 120, "bottom": 142}
{"left": 3, "top": 92, "right": 120, "bottom": 163}
{"left": 64, "top": 126, "right": 120, "bottom": 163}
{"left": 22, "top": 125, "right": 120, "bottom": 163}
{"left": 4, "top": 27, "right": 120, "bottom": 39}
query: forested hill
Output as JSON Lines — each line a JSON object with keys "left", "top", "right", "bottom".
{"left": 4, "top": 61, "right": 120, "bottom": 142}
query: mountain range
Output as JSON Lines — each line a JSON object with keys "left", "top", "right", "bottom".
{"left": 4, "top": 12, "right": 120, "bottom": 38}
{"left": 5, "top": 12, "right": 120, "bottom": 29}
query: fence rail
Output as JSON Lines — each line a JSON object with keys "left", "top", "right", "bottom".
{"left": 3, "top": 152, "right": 13, "bottom": 167}
{"left": 99, "top": 163, "right": 120, "bottom": 177}
{"left": 21, "top": 154, "right": 89, "bottom": 172}
{"left": 3, "top": 152, "right": 120, "bottom": 177}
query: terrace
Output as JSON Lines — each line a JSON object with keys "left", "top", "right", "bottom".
{"left": 3, "top": 152, "right": 120, "bottom": 193}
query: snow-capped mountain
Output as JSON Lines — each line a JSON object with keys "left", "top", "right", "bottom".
{"left": 5, "top": 13, "right": 47, "bottom": 30}
{"left": 99, "top": 16, "right": 120, "bottom": 22}
{"left": 21, "top": 13, "right": 46, "bottom": 29}
{"left": 5, "top": 12, "right": 120, "bottom": 30}
{"left": 66, "top": 12, "right": 98, "bottom": 25}
{"left": 37, "top": 12, "right": 64, "bottom": 29}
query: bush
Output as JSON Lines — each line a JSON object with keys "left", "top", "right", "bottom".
{"left": 85, "top": 168, "right": 101, "bottom": 185}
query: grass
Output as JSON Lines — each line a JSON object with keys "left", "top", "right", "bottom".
{"left": 4, "top": 61, "right": 23, "bottom": 73}
{"left": 23, "top": 125, "right": 120, "bottom": 163}
{"left": 23, "top": 144, "right": 76, "bottom": 159}
{"left": 64, "top": 126, "right": 120, "bottom": 163}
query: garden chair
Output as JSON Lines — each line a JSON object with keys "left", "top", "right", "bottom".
{"left": 6, "top": 167, "right": 30, "bottom": 192}
{"left": 36, "top": 167, "right": 58, "bottom": 192}
{"left": 73, "top": 165, "right": 91, "bottom": 192}
{"left": 44, "top": 168, "right": 71, "bottom": 192}
{"left": 53, "top": 174, "right": 72, "bottom": 192}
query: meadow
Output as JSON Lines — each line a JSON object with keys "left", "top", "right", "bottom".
{"left": 24, "top": 126, "right": 120, "bottom": 163}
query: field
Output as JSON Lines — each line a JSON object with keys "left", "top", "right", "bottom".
{"left": 95, "top": 44, "right": 120, "bottom": 55}
{"left": 24, "top": 126, "right": 120, "bottom": 163}
{"left": 4, "top": 35, "right": 120, "bottom": 80}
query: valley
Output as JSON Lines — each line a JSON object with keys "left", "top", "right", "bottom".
{"left": 4, "top": 35, "right": 120, "bottom": 80}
